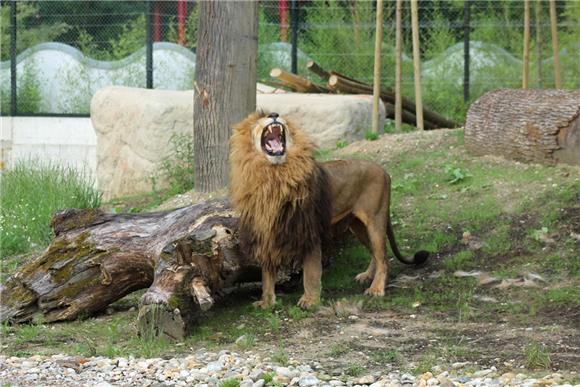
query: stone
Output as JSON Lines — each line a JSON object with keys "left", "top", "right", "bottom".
{"left": 249, "top": 369, "right": 265, "bottom": 380}
{"left": 299, "top": 375, "right": 320, "bottom": 386}
{"left": 240, "top": 379, "right": 254, "bottom": 387}
{"left": 356, "top": 374, "right": 376, "bottom": 384}
{"left": 253, "top": 380, "right": 265, "bottom": 387}
{"left": 274, "top": 375, "right": 291, "bottom": 384}
{"left": 91, "top": 86, "right": 384, "bottom": 199}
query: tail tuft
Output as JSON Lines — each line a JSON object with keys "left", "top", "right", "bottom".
{"left": 413, "top": 251, "right": 429, "bottom": 265}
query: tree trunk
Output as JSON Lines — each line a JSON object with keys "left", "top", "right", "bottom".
{"left": 465, "top": 89, "right": 580, "bottom": 165}
{"left": 193, "top": 1, "right": 258, "bottom": 192}
{"left": 0, "top": 201, "right": 303, "bottom": 340}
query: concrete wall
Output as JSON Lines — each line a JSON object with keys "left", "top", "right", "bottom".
{"left": 0, "top": 116, "right": 96, "bottom": 178}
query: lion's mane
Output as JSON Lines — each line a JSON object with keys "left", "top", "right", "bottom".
{"left": 229, "top": 112, "right": 331, "bottom": 271}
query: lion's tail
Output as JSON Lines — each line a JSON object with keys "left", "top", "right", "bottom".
{"left": 386, "top": 216, "right": 429, "bottom": 265}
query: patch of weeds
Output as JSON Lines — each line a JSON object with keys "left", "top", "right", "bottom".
{"left": 220, "top": 379, "right": 240, "bottom": 387}
{"left": 267, "top": 314, "right": 281, "bottom": 332}
{"left": 444, "top": 164, "right": 472, "bottom": 184}
{"left": 523, "top": 341, "right": 551, "bottom": 369}
{"left": 287, "top": 305, "right": 310, "bottom": 320}
{"left": 158, "top": 133, "right": 195, "bottom": 195}
{"left": 345, "top": 362, "right": 364, "bottom": 377}
{"left": 364, "top": 131, "right": 379, "bottom": 141}
{"left": 14, "top": 323, "right": 42, "bottom": 344}
{"left": 328, "top": 341, "right": 349, "bottom": 357}
{"left": 263, "top": 372, "right": 275, "bottom": 384}
{"left": 0, "top": 160, "right": 101, "bottom": 258}
{"left": 413, "top": 352, "right": 438, "bottom": 374}
{"left": 336, "top": 139, "right": 348, "bottom": 149}
{"left": 235, "top": 334, "right": 256, "bottom": 350}
{"left": 271, "top": 345, "right": 289, "bottom": 366}
{"left": 372, "top": 349, "right": 400, "bottom": 364}
{"left": 443, "top": 250, "right": 474, "bottom": 271}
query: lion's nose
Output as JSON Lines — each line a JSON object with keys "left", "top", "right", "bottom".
{"left": 268, "top": 112, "right": 279, "bottom": 119}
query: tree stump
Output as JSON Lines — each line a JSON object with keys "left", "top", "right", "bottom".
{"left": 0, "top": 200, "right": 302, "bottom": 340}
{"left": 465, "top": 89, "right": 580, "bottom": 165}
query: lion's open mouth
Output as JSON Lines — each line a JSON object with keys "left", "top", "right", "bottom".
{"left": 261, "top": 122, "right": 286, "bottom": 157}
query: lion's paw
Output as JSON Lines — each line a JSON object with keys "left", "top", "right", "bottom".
{"left": 364, "top": 287, "right": 385, "bottom": 297}
{"left": 355, "top": 272, "right": 373, "bottom": 283}
{"left": 297, "top": 295, "right": 319, "bottom": 310}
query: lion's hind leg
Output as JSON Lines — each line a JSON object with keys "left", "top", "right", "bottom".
{"left": 350, "top": 218, "right": 376, "bottom": 284}
{"left": 354, "top": 213, "right": 388, "bottom": 297}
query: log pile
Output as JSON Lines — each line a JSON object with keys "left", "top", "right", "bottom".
{"left": 267, "top": 61, "right": 458, "bottom": 129}
{"left": 465, "top": 89, "right": 580, "bottom": 166}
{"left": 0, "top": 200, "right": 301, "bottom": 340}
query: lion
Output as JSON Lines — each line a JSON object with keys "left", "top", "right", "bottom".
{"left": 229, "top": 111, "right": 428, "bottom": 309}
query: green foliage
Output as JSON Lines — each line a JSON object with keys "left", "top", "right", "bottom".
{"left": 159, "top": 134, "right": 196, "bottom": 195}
{"left": 443, "top": 250, "right": 474, "bottom": 272}
{"left": 364, "top": 131, "right": 379, "bottom": 141}
{"left": 0, "top": 160, "right": 102, "bottom": 258}
{"left": 335, "top": 139, "right": 348, "bottom": 149}
{"left": 0, "top": 3, "right": 69, "bottom": 60}
{"left": 271, "top": 345, "right": 289, "bottom": 366}
{"left": 220, "top": 379, "right": 240, "bottom": 387}
{"left": 345, "top": 362, "right": 364, "bottom": 377}
{"left": 1, "top": 60, "right": 42, "bottom": 114}
{"left": 523, "top": 341, "right": 551, "bottom": 369}
{"left": 328, "top": 342, "right": 349, "bottom": 357}
{"left": 444, "top": 164, "right": 471, "bottom": 184}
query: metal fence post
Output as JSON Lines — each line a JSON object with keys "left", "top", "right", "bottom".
{"left": 146, "top": 0, "right": 153, "bottom": 89}
{"left": 290, "top": 0, "right": 298, "bottom": 74}
{"left": 10, "top": 0, "right": 17, "bottom": 115}
{"left": 463, "top": 0, "right": 470, "bottom": 103}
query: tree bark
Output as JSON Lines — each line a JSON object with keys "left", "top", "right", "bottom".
{"left": 465, "top": 89, "right": 580, "bottom": 165}
{"left": 0, "top": 201, "right": 303, "bottom": 340}
{"left": 193, "top": 1, "right": 258, "bottom": 192}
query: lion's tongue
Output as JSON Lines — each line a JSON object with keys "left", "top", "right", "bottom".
{"left": 268, "top": 139, "right": 283, "bottom": 154}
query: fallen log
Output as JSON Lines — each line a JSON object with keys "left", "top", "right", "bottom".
{"left": 270, "top": 68, "right": 330, "bottom": 93}
{"left": 328, "top": 73, "right": 458, "bottom": 129}
{"left": 465, "top": 89, "right": 580, "bottom": 166}
{"left": 0, "top": 200, "right": 301, "bottom": 340}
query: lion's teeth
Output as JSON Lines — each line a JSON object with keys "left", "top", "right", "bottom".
{"left": 268, "top": 127, "right": 273, "bottom": 134}
{"left": 266, "top": 144, "right": 272, "bottom": 151}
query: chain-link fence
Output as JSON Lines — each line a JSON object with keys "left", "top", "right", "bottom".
{"left": 2, "top": 0, "right": 579, "bottom": 122}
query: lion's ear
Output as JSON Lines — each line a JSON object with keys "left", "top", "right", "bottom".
{"left": 256, "top": 108, "right": 266, "bottom": 118}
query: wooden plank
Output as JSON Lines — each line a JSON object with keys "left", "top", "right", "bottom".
{"left": 372, "top": 0, "right": 385, "bottom": 134}
{"left": 410, "top": 0, "right": 424, "bottom": 130}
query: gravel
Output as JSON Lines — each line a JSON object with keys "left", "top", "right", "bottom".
{"left": 1, "top": 351, "right": 578, "bottom": 387}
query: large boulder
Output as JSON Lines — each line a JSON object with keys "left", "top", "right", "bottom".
{"left": 91, "top": 86, "right": 383, "bottom": 199}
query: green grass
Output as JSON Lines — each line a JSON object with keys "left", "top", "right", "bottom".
{"left": 0, "top": 160, "right": 101, "bottom": 258}
{"left": 220, "top": 379, "right": 240, "bottom": 387}
{"left": 345, "top": 362, "right": 364, "bottom": 377}
{"left": 523, "top": 342, "right": 552, "bottom": 370}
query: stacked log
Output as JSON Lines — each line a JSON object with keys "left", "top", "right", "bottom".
{"left": 269, "top": 61, "right": 458, "bottom": 129}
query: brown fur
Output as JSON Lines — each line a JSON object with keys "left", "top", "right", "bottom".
{"left": 230, "top": 112, "right": 428, "bottom": 309}
{"left": 230, "top": 112, "right": 331, "bottom": 272}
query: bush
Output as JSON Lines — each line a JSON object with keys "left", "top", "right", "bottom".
{"left": 0, "top": 161, "right": 102, "bottom": 258}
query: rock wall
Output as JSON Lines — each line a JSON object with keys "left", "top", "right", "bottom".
{"left": 91, "top": 86, "right": 384, "bottom": 199}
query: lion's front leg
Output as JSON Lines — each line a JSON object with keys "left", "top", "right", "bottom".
{"left": 297, "top": 245, "right": 322, "bottom": 309}
{"left": 255, "top": 266, "right": 277, "bottom": 309}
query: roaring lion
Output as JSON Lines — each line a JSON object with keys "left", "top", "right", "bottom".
{"left": 229, "top": 111, "right": 428, "bottom": 309}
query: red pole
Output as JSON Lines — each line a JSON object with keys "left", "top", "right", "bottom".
{"left": 153, "top": 2, "right": 161, "bottom": 42}
{"left": 178, "top": 0, "right": 187, "bottom": 46}
{"left": 279, "top": 0, "right": 288, "bottom": 42}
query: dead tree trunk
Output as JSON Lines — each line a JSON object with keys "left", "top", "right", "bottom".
{"left": 193, "top": 1, "right": 258, "bottom": 192}
{"left": 465, "top": 89, "right": 580, "bottom": 165}
{"left": 0, "top": 200, "right": 301, "bottom": 340}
